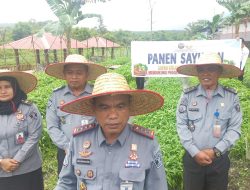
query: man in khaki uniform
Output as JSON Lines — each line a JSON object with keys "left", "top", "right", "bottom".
{"left": 45, "top": 54, "right": 106, "bottom": 174}
{"left": 176, "top": 52, "right": 242, "bottom": 190}
{"left": 55, "top": 72, "right": 168, "bottom": 190}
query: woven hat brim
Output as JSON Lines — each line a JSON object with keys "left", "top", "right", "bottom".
{"left": 0, "top": 71, "right": 37, "bottom": 93}
{"left": 177, "top": 63, "right": 242, "bottom": 78}
{"left": 45, "top": 62, "right": 107, "bottom": 80}
{"left": 61, "top": 89, "right": 164, "bottom": 116}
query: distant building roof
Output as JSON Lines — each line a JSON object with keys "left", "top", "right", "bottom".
{"left": 217, "top": 32, "right": 250, "bottom": 41}
{"left": 0, "top": 32, "right": 86, "bottom": 50}
{"left": 82, "top": 36, "right": 120, "bottom": 48}
{"left": 216, "top": 22, "right": 250, "bottom": 42}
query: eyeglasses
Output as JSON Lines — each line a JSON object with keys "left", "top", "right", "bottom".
{"left": 197, "top": 65, "right": 222, "bottom": 73}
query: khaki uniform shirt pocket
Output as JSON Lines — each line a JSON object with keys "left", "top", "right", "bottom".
{"left": 119, "top": 167, "right": 146, "bottom": 188}
{"left": 218, "top": 113, "right": 231, "bottom": 129}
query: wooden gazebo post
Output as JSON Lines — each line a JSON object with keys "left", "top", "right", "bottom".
{"left": 53, "top": 49, "right": 58, "bottom": 63}
{"left": 35, "top": 49, "right": 40, "bottom": 69}
{"left": 102, "top": 47, "right": 105, "bottom": 57}
{"left": 111, "top": 48, "right": 114, "bottom": 59}
{"left": 78, "top": 48, "right": 83, "bottom": 55}
{"left": 14, "top": 49, "right": 20, "bottom": 71}
{"left": 44, "top": 49, "right": 49, "bottom": 65}
{"left": 63, "top": 49, "right": 67, "bottom": 61}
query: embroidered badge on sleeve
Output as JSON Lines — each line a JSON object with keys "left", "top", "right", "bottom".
{"left": 153, "top": 149, "right": 163, "bottom": 169}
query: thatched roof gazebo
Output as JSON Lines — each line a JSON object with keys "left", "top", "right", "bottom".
{"left": 81, "top": 36, "right": 120, "bottom": 60}
{"left": 0, "top": 32, "right": 86, "bottom": 70}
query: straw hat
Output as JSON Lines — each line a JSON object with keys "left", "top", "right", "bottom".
{"left": 61, "top": 73, "right": 164, "bottom": 116}
{"left": 45, "top": 54, "right": 107, "bottom": 80}
{"left": 0, "top": 71, "right": 37, "bottom": 93}
{"left": 177, "top": 52, "right": 242, "bottom": 78}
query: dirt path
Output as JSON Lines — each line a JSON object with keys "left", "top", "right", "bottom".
{"left": 228, "top": 158, "right": 250, "bottom": 190}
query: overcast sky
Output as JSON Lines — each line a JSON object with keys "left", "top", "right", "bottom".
{"left": 0, "top": 0, "right": 228, "bottom": 31}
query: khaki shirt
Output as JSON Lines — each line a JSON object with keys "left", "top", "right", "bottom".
{"left": 0, "top": 102, "right": 42, "bottom": 177}
{"left": 46, "top": 84, "right": 95, "bottom": 150}
{"left": 176, "top": 84, "right": 242, "bottom": 157}
{"left": 55, "top": 123, "right": 168, "bottom": 190}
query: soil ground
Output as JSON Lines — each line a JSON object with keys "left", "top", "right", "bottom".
{"left": 228, "top": 158, "right": 250, "bottom": 190}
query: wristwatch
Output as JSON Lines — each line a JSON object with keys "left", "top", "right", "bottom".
{"left": 213, "top": 147, "right": 222, "bottom": 158}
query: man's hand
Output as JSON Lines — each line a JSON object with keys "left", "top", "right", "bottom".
{"left": 202, "top": 149, "right": 215, "bottom": 160}
{"left": 194, "top": 151, "right": 212, "bottom": 166}
{"left": 0, "top": 159, "right": 20, "bottom": 172}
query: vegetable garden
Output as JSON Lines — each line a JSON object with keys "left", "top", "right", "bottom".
{"left": 28, "top": 56, "right": 250, "bottom": 190}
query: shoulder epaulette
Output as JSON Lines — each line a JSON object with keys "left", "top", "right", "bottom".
{"left": 73, "top": 123, "right": 96, "bottom": 137}
{"left": 223, "top": 86, "right": 237, "bottom": 94}
{"left": 131, "top": 124, "right": 154, "bottom": 139}
{"left": 53, "top": 85, "right": 66, "bottom": 92}
{"left": 183, "top": 85, "right": 198, "bottom": 94}
{"left": 21, "top": 99, "right": 33, "bottom": 106}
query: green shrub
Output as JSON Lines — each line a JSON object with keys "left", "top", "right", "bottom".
{"left": 28, "top": 72, "right": 65, "bottom": 118}
{"left": 31, "top": 58, "right": 250, "bottom": 190}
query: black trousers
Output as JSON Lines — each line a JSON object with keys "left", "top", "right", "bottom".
{"left": 183, "top": 151, "right": 230, "bottom": 190}
{"left": 57, "top": 147, "right": 66, "bottom": 175}
{"left": 136, "top": 77, "right": 145, "bottom": 89}
{"left": 0, "top": 167, "right": 44, "bottom": 190}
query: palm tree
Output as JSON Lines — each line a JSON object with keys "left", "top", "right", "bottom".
{"left": 217, "top": 0, "right": 250, "bottom": 37}
{"left": 185, "top": 13, "right": 225, "bottom": 40}
{"left": 203, "top": 13, "right": 225, "bottom": 39}
{"left": 185, "top": 20, "right": 210, "bottom": 40}
{"left": 46, "top": 0, "right": 108, "bottom": 52}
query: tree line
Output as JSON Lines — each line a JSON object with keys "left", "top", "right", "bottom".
{"left": 0, "top": 0, "right": 249, "bottom": 48}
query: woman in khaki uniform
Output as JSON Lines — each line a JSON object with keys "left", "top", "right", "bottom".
{"left": 0, "top": 71, "right": 44, "bottom": 190}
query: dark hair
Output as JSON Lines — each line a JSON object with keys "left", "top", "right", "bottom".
{"left": 0, "top": 76, "right": 18, "bottom": 94}
{"left": 92, "top": 94, "right": 132, "bottom": 106}
{"left": 0, "top": 76, "right": 27, "bottom": 115}
{"left": 63, "top": 64, "right": 88, "bottom": 73}
{"left": 196, "top": 65, "right": 223, "bottom": 74}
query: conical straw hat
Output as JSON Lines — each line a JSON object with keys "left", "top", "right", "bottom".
{"left": 0, "top": 71, "right": 37, "bottom": 93}
{"left": 177, "top": 52, "right": 242, "bottom": 78}
{"left": 61, "top": 73, "right": 164, "bottom": 116}
{"left": 45, "top": 54, "right": 107, "bottom": 80}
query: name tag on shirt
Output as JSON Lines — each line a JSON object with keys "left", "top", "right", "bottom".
{"left": 213, "top": 124, "right": 221, "bottom": 138}
{"left": 188, "top": 108, "right": 199, "bottom": 112}
{"left": 120, "top": 181, "right": 133, "bottom": 190}
{"left": 15, "top": 132, "right": 25, "bottom": 144}
{"left": 76, "top": 158, "right": 91, "bottom": 165}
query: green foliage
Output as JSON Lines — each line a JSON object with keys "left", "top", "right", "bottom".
{"left": 132, "top": 74, "right": 250, "bottom": 189}
{"left": 101, "top": 56, "right": 130, "bottom": 66}
{"left": 216, "top": 0, "right": 250, "bottom": 34}
{"left": 28, "top": 72, "right": 65, "bottom": 118}
{"left": 0, "top": 27, "right": 14, "bottom": 45}
{"left": 133, "top": 77, "right": 184, "bottom": 190}
{"left": 27, "top": 72, "right": 65, "bottom": 189}
{"left": 220, "top": 78, "right": 250, "bottom": 158}
{"left": 243, "top": 59, "right": 250, "bottom": 88}
{"left": 29, "top": 59, "right": 250, "bottom": 190}
{"left": 71, "top": 27, "right": 94, "bottom": 41}
{"left": 40, "top": 120, "right": 58, "bottom": 190}
{"left": 12, "top": 22, "right": 33, "bottom": 40}
{"left": 108, "top": 61, "right": 136, "bottom": 88}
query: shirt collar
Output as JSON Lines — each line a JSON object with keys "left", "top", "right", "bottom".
{"left": 63, "top": 83, "right": 93, "bottom": 96}
{"left": 196, "top": 84, "right": 224, "bottom": 97}
{"left": 97, "top": 123, "right": 130, "bottom": 147}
